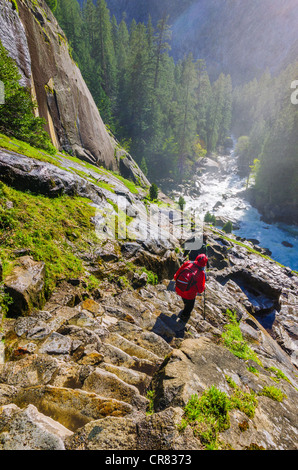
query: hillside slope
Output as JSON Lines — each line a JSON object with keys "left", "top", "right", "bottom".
{"left": 0, "top": 143, "right": 297, "bottom": 450}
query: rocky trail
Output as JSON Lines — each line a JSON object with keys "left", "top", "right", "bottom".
{"left": 1, "top": 225, "right": 298, "bottom": 450}
{"left": 0, "top": 0, "right": 297, "bottom": 451}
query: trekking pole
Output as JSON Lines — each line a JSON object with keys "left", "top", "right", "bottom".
{"left": 203, "top": 264, "right": 208, "bottom": 321}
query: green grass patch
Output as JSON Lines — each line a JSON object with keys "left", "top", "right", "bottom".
{"left": 0, "top": 181, "right": 98, "bottom": 300}
{"left": 258, "top": 386, "right": 287, "bottom": 402}
{"left": 247, "top": 365, "right": 259, "bottom": 375}
{"left": 266, "top": 367, "right": 292, "bottom": 384}
{"left": 109, "top": 171, "right": 140, "bottom": 194}
{"left": 226, "top": 376, "right": 258, "bottom": 418}
{"left": 178, "top": 386, "right": 231, "bottom": 450}
{"left": 137, "top": 267, "right": 158, "bottom": 286}
{"left": 221, "top": 309, "right": 262, "bottom": 365}
{"left": 179, "top": 378, "right": 259, "bottom": 449}
{"left": 146, "top": 390, "right": 156, "bottom": 415}
{"left": 0, "top": 133, "right": 58, "bottom": 163}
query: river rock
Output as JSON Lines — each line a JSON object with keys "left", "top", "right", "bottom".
{"left": 215, "top": 215, "right": 240, "bottom": 230}
{"left": 199, "top": 157, "right": 220, "bottom": 173}
{"left": 4, "top": 256, "right": 45, "bottom": 317}
{"left": 282, "top": 241, "right": 294, "bottom": 248}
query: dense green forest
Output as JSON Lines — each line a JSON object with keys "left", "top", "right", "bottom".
{"left": 54, "top": 0, "right": 233, "bottom": 182}
{"left": 233, "top": 61, "right": 298, "bottom": 219}
{"left": 3, "top": 0, "right": 295, "bottom": 221}
{"left": 0, "top": 40, "right": 55, "bottom": 153}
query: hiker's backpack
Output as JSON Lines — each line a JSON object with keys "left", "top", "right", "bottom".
{"left": 175, "top": 263, "right": 203, "bottom": 293}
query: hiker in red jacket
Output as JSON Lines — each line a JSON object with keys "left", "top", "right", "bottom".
{"left": 174, "top": 253, "right": 208, "bottom": 322}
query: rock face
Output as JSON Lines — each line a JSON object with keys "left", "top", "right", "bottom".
{"left": 15, "top": 0, "right": 116, "bottom": 169}
{"left": 0, "top": 0, "right": 31, "bottom": 87}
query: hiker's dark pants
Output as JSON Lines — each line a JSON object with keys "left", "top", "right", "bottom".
{"left": 182, "top": 298, "right": 195, "bottom": 317}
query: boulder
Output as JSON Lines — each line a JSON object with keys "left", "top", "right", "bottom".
{"left": 39, "top": 332, "right": 72, "bottom": 355}
{"left": 0, "top": 151, "right": 104, "bottom": 201}
{"left": 0, "top": 404, "right": 72, "bottom": 450}
{"left": 4, "top": 256, "right": 45, "bottom": 317}
{"left": 13, "top": 385, "right": 133, "bottom": 432}
{"left": 0, "top": 354, "right": 59, "bottom": 388}
{"left": 82, "top": 368, "right": 148, "bottom": 411}
{"left": 215, "top": 215, "right": 240, "bottom": 230}
{"left": 65, "top": 408, "right": 201, "bottom": 450}
{"left": 116, "top": 149, "right": 150, "bottom": 187}
{"left": 282, "top": 241, "right": 294, "bottom": 248}
{"left": 136, "top": 407, "right": 202, "bottom": 450}
{"left": 198, "top": 157, "right": 220, "bottom": 173}
{"left": 133, "top": 249, "right": 180, "bottom": 281}
{"left": 65, "top": 416, "right": 138, "bottom": 450}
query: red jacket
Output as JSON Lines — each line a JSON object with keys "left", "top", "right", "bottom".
{"left": 174, "top": 254, "right": 208, "bottom": 300}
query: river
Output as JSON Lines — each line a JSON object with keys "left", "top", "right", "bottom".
{"left": 178, "top": 149, "right": 298, "bottom": 272}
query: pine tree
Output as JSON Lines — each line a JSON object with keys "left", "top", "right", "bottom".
{"left": 174, "top": 54, "right": 198, "bottom": 177}
{"left": 93, "top": 0, "right": 117, "bottom": 124}
{"left": 122, "top": 21, "right": 152, "bottom": 161}
{"left": 152, "top": 14, "right": 171, "bottom": 90}
{"left": 195, "top": 59, "right": 211, "bottom": 149}
{"left": 53, "top": 3, "right": 234, "bottom": 183}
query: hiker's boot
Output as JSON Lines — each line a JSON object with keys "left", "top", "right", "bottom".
{"left": 179, "top": 311, "right": 191, "bottom": 323}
